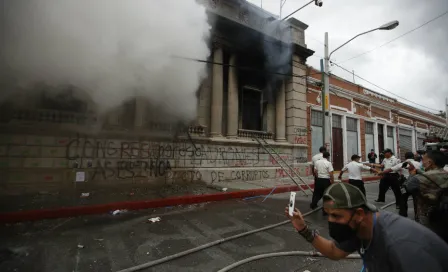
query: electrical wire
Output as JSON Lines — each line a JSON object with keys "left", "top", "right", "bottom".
{"left": 173, "top": 56, "right": 321, "bottom": 79}
{"left": 330, "top": 62, "right": 440, "bottom": 113}
{"left": 306, "top": 75, "right": 402, "bottom": 120}
{"left": 339, "top": 10, "right": 448, "bottom": 64}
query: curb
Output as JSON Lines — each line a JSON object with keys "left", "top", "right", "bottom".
{"left": 0, "top": 177, "right": 380, "bottom": 223}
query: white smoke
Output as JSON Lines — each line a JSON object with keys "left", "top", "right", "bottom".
{"left": 0, "top": 0, "right": 211, "bottom": 121}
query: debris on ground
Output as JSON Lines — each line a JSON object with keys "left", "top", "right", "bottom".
{"left": 306, "top": 257, "right": 317, "bottom": 261}
{"left": 80, "top": 193, "right": 90, "bottom": 198}
{"left": 94, "top": 239, "right": 104, "bottom": 242}
{"left": 147, "top": 217, "right": 161, "bottom": 223}
{"left": 111, "top": 209, "right": 128, "bottom": 216}
{"left": 77, "top": 245, "right": 84, "bottom": 249}
{"left": 222, "top": 188, "right": 228, "bottom": 192}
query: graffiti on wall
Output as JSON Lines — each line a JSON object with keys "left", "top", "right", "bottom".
{"left": 64, "top": 136, "right": 266, "bottom": 181}
{"left": 293, "top": 127, "right": 307, "bottom": 145}
{"left": 1, "top": 134, "right": 311, "bottom": 184}
{"left": 210, "top": 169, "right": 270, "bottom": 183}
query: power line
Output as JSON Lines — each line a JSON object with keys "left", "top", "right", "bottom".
{"left": 173, "top": 55, "right": 321, "bottom": 79}
{"left": 330, "top": 61, "right": 440, "bottom": 113}
{"left": 306, "top": 34, "right": 325, "bottom": 46}
{"left": 339, "top": 10, "right": 448, "bottom": 64}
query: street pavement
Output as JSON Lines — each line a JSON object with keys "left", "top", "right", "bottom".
{"left": 0, "top": 182, "right": 406, "bottom": 272}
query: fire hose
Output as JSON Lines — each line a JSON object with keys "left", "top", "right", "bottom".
{"left": 117, "top": 200, "right": 400, "bottom": 272}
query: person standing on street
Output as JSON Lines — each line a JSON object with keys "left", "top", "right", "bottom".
{"left": 285, "top": 182, "right": 448, "bottom": 272}
{"left": 338, "top": 154, "right": 376, "bottom": 196}
{"left": 374, "top": 149, "right": 401, "bottom": 208}
{"left": 406, "top": 150, "right": 448, "bottom": 243}
{"left": 379, "top": 152, "right": 421, "bottom": 218}
{"left": 310, "top": 151, "right": 334, "bottom": 212}
{"left": 311, "top": 146, "right": 326, "bottom": 183}
{"left": 367, "top": 149, "right": 377, "bottom": 164}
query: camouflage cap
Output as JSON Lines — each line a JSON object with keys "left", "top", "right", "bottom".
{"left": 323, "top": 182, "right": 378, "bottom": 212}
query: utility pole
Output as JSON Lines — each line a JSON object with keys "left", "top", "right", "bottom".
{"left": 446, "top": 97, "right": 448, "bottom": 125}
{"left": 320, "top": 59, "right": 325, "bottom": 147}
{"left": 279, "top": 0, "right": 286, "bottom": 19}
{"left": 319, "top": 21, "right": 399, "bottom": 156}
{"left": 323, "top": 32, "right": 331, "bottom": 152}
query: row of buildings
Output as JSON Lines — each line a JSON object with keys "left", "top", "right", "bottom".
{"left": 306, "top": 69, "right": 447, "bottom": 169}
{"left": 0, "top": 0, "right": 446, "bottom": 194}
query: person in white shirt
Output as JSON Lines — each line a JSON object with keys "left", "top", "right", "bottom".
{"left": 380, "top": 151, "right": 421, "bottom": 218}
{"left": 311, "top": 151, "right": 334, "bottom": 214}
{"left": 311, "top": 146, "right": 326, "bottom": 183}
{"left": 373, "top": 149, "right": 401, "bottom": 207}
{"left": 338, "top": 154, "right": 375, "bottom": 196}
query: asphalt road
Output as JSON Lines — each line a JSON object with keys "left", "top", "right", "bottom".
{"left": 0, "top": 182, "right": 404, "bottom": 272}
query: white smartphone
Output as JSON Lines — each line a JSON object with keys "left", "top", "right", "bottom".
{"left": 289, "top": 192, "right": 296, "bottom": 216}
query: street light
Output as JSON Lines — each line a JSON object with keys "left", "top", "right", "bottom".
{"left": 378, "top": 20, "right": 399, "bottom": 30}
{"left": 329, "top": 20, "right": 399, "bottom": 59}
{"left": 321, "top": 20, "right": 399, "bottom": 159}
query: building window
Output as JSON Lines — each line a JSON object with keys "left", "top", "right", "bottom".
{"left": 365, "top": 122, "right": 374, "bottom": 134}
{"left": 311, "top": 110, "right": 323, "bottom": 156}
{"left": 346, "top": 117, "right": 358, "bottom": 132}
{"left": 240, "top": 87, "right": 264, "bottom": 131}
{"left": 346, "top": 117, "right": 359, "bottom": 158}
{"left": 387, "top": 126, "right": 394, "bottom": 137}
{"left": 386, "top": 126, "right": 395, "bottom": 152}
{"left": 311, "top": 110, "right": 323, "bottom": 127}
{"left": 332, "top": 115, "right": 342, "bottom": 128}
{"left": 365, "top": 121, "right": 375, "bottom": 160}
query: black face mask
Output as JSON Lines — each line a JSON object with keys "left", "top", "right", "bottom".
{"left": 328, "top": 213, "right": 358, "bottom": 244}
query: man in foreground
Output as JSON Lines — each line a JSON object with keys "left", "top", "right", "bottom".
{"left": 338, "top": 154, "right": 375, "bottom": 195}
{"left": 286, "top": 182, "right": 448, "bottom": 272}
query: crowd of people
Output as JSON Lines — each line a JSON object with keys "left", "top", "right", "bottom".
{"left": 288, "top": 145, "right": 448, "bottom": 271}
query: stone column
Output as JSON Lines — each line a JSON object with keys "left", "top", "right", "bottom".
{"left": 276, "top": 80, "right": 286, "bottom": 141}
{"left": 108, "top": 105, "right": 123, "bottom": 126}
{"left": 210, "top": 46, "right": 223, "bottom": 137}
{"left": 285, "top": 56, "right": 308, "bottom": 144}
{"left": 134, "top": 98, "right": 146, "bottom": 127}
{"left": 227, "top": 54, "right": 238, "bottom": 138}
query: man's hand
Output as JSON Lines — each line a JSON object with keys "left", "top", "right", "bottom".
{"left": 285, "top": 206, "right": 307, "bottom": 232}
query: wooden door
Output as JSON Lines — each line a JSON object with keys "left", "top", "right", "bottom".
{"left": 332, "top": 127, "right": 344, "bottom": 170}
{"left": 378, "top": 124, "right": 384, "bottom": 152}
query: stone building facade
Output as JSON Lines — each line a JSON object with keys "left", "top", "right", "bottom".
{"left": 306, "top": 68, "right": 447, "bottom": 170}
{"left": 0, "top": 0, "right": 314, "bottom": 194}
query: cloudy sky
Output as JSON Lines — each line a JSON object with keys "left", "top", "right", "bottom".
{"left": 247, "top": 0, "right": 448, "bottom": 114}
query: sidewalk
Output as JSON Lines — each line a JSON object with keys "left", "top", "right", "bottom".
{"left": 0, "top": 172, "right": 379, "bottom": 222}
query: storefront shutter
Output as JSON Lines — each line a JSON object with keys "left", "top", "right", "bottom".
{"left": 399, "top": 128, "right": 413, "bottom": 161}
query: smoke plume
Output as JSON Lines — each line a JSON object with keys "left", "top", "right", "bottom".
{"left": 262, "top": 20, "right": 293, "bottom": 102}
{"left": 0, "top": 0, "right": 211, "bottom": 121}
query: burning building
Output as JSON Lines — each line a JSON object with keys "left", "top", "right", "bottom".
{"left": 0, "top": 0, "right": 314, "bottom": 197}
